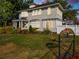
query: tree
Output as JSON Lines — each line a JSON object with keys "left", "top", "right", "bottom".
{"left": 56, "top": 0, "right": 72, "bottom": 9}
{"left": 7, "top": 0, "right": 33, "bottom": 10}
{"left": 0, "top": 0, "right": 13, "bottom": 27}
{"left": 6, "top": 0, "right": 33, "bottom": 19}
{"left": 64, "top": 10, "right": 77, "bottom": 24}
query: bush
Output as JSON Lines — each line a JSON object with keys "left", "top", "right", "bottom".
{"left": 29, "top": 25, "right": 38, "bottom": 33}
{"left": 29, "top": 25, "right": 33, "bottom": 32}
{"left": 0, "top": 26, "right": 15, "bottom": 34}
{"left": 50, "top": 32, "right": 57, "bottom": 41}
{"left": 6, "top": 26, "right": 15, "bottom": 34}
{"left": 0, "top": 27, "right": 4, "bottom": 34}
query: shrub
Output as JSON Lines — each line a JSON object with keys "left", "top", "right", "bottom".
{"left": 0, "top": 26, "right": 15, "bottom": 34}
{"left": 29, "top": 25, "right": 33, "bottom": 32}
{"left": 6, "top": 26, "right": 15, "bottom": 34}
{"left": 0, "top": 27, "right": 4, "bottom": 34}
{"left": 50, "top": 32, "right": 57, "bottom": 41}
{"left": 29, "top": 25, "right": 38, "bottom": 33}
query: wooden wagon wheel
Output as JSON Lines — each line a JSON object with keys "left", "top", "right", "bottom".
{"left": 59, "top": 28, "right": 75, "bottom": 59}
{"left": 41, "top": 28, "right": 75, "bottom": 59}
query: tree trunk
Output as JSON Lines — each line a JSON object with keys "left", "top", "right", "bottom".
{"left": 3, "top": 21, "right": 7, "bottom": 33}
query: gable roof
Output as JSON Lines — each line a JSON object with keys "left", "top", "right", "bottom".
{"left": 19, "top": 3, "right": 64, "bottom": 12}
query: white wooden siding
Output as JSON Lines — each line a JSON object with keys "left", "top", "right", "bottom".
{"left": 56, "top": 20, "right": 62, "bottom": 26}
{"left": 30, "top": 21, "right": 40, "bottom": 28}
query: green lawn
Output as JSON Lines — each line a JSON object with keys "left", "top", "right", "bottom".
{"left": 0, "top": 34, "right": 50, "bottom": 49}
{"left": 0, "top": 34, "right": 79, "bottom": 59}
{"left": 0, "top": 34, "right": 52, "bottom": 59}
{"left": 0, "top": 34, "right": 79, "bottom": 49}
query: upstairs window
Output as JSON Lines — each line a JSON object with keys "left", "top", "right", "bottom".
{"left": 38, "top": 9, "right": 42, "bottom": 15}
{"left": 47, "top": 7, "right": 52, "bottom": 15}
{"left": 32, "top": 9, "right": 42, "bottom": 16}
{"left": 32, "top": 10, "right": 38, "bottom": 16}
{"left": 56, "top": 7, "right": 62, "bottom": 16}
{"left": 35, "top": 10, "right": 38, "bottom": 15}
{"left": 32, "top": 11, "right": 35, "bottom": 16}
{"left": 20, "top": 12, "right": 28, "bottom": 17}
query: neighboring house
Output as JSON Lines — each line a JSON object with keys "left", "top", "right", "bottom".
{"left": 12, "top": 3, "right": 79, "bottom": 35}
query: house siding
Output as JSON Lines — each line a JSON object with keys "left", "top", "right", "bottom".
{"left": 13, "top": 3, "right": 64, "bottom": 32}
{"left": 19, "top": 7, "right": 63, "bottom": 20}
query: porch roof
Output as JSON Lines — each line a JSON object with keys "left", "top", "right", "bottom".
{"left": 12, "top": 19, "right": 28, "bottom": 22}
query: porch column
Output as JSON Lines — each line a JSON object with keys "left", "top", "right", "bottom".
{"left": 27, "top": 20, "right": 30, "bottom": 30}
{"left": 19, "top": 21, "right": 21, "bottom": 28}
{"left": 40, "top": 19, "right": 43, "bottom": 31}
{"left": 20, "top": 21, "right": 23, "bottom": 29}
{"left": 13, "top": 21, "right": 17, "bottom": 29}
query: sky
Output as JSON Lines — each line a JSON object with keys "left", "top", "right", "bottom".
{"left": 72, "top": 3, "right": 79, "bottom": 9}
{"left": 34, "top": 0, "right": 44, "bottom": 4}
{"left": 34, "top": 0, "right": 79, "bottom": 9}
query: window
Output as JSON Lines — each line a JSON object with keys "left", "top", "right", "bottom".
{"left": 38, "top": 9, "right": 42, "bottom": 15}
{"left": 32, "top": 9, "right": 42, "bottom": 16}
{"left": 20, "top": 12, "right": 28, "bottom": 17}
{"left": 35, "top": 10, "right": 38, "bottom": 15}
{"left": 56, "top": 7, "right": 62, "bottom": 15}
{"left": 32, "top": 10, "right": 37, "bottom": 16}
{"left": 26, "top": 12, "right": 29, "bottom": 16}
{"left": 47, "top": 7, "right": 52, "bottom": 15}
{"left": 32, "top": 11, "right": 35, "bottom": 16}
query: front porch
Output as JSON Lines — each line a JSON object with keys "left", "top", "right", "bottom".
{"left": 12, "top": 18, "right": 58, "bottom": 32}
{"left": 12, "top": 19, "right": 29, "bottom": 30}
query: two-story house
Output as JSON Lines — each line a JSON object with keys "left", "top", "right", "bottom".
{"left": 12, "top": 3, "right": 64, "bottom": 32}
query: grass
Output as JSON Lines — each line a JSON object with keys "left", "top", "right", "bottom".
{"left": 0, "top": 34, "right": 50, "bottom": 49}
{"left": 74, "top": 36, "right": 79, "bottom": 50}
{"left": 0, "top": 34, "right": 79, "bottom": 59}
{"left": 0, "top": 34, "right": 79, "bottom": 49}
{"left": 0, "top": 33, "right": 51, "bottom": 59}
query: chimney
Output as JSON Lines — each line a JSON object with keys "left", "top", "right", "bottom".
{"left": 29, "top": 3, "right": 36, "bottom": 8}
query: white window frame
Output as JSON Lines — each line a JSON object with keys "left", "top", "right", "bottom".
{"left": 20, "top": 12, "right": 28, "bottom": 18}
{"left": 38, "top": 9, "right": 42, "bottom": 15}
{"left": 35, "top": 10, "right": 38, "bottom": 15}
{"left": 47, "top": 7, "right": 52, "bottom": 15}
{"left": 32, "top": 11, "right": 35, "bottom": 16}
{"left": 32, "top": 9, "right": 42, "bottom": 16}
